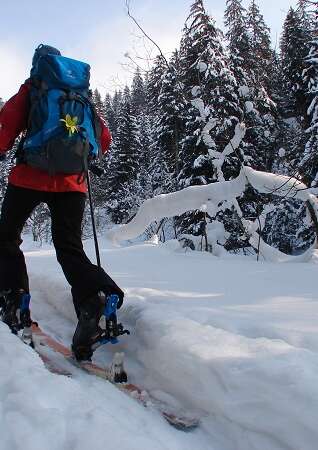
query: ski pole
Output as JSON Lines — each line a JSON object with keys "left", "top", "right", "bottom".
{"left": 86, "top": 170, "right": 101, "bottom": 268}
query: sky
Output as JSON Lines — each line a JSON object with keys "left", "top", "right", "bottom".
{"left": 0, "top": 0, "right": 298, "bottom": 100}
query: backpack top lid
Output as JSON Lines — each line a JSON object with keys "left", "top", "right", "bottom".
{"left": 31, "top": 44, "right": 61, "bottom": 76}
{"left": 31, "top": 44, "right": 91, "bottom": 92}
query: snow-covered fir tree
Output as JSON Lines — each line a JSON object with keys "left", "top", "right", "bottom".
{"left": 177, "top": 0, "right": 244, "bottom": 250}
{"left": 92, "top": 88, "right": 105, "bottom": 119}
{"left": 224, "top": 0, "right": 252, "bottom": 86}
{"left": 104, "top": 94, "right": 117, "bottom": 133}
{"left": 111, "top": 91, "right": 123, "bottom": 135}
{"left": 280, "top": 7, "right": 310, "bottom": 120}
{"left": 271, "top": 5, "right": 309, "bottom": 180}
{"left": 224, "top": 0, "right": 265, "bottom": 234}
{"left": 107, "top": 86, "right": 141, "bottom": 223}
{"left": 131, "top": 68, "right": 153, "bottom": 201}
{"left": 148, "top": 52, "right": 184, "bottom": 194}
{"left": 146, "top": 56, "right": 175, "bottom": 196}
{"left": 247, "top": 0, "right": 273, "bottom": 92}
{"left": 300, "top": 37, "right": 318, "bottom": 187}
{"left": 131, "top": 68, "right": 147, "bottom": 115}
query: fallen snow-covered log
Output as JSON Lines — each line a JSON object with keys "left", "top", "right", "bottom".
{"left": 106, "top": 166, "right": 318, "bottom": 261}
{"left": 106, "top": 169, "right": 246, "bottom": 244}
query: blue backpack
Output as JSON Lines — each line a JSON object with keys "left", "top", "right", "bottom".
{"left": 23, "top": 49, "right": 100, "bottom": 176}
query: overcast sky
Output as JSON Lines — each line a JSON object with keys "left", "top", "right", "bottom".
{"left": 0, "top": 0, "right": 298, "bottom": 100}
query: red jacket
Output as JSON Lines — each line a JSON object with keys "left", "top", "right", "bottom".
{"left": 0, "top": 82, "right": 111, "bottom": 193}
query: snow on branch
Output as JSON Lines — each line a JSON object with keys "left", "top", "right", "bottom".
{"left": 106, "top": 166, "right": 318, "bottom": 251}
{"left": 243, "top": 166, "right": 311, "bottom": 202}
{"left": 106, "top": 171, "right": 247, "bottom": 244}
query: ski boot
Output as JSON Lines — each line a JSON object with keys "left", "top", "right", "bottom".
{"left": 1, "top": 289, "right": 33, "bottom": 345}
{"left": 1, "top": 289, "right": 31, "bottom": 332}
{"left": 72, "top": 292, "right": 105, "bottom": 361}
{"left": 72, "top": 293, "right": 130, "bottom": 364}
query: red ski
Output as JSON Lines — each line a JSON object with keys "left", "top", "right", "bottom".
{"left": 31, "top": 324, "right": 200, "bottom": 431}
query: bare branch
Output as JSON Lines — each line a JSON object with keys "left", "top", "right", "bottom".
{"left": 125, "top": 0, "right": 171, "bottom": 71}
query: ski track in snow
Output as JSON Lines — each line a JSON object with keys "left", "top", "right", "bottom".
{"left": 1, "top": 236, "right": 318, "bottom": 450}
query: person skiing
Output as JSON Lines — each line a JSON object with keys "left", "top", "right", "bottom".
{"left": 0, "top": 44, "right": 124, "bottom": 361}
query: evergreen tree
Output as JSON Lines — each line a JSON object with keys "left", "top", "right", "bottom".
{"left": 263, "top": 199, "right": 314, "bottom": 253}
{"left": 280, "top": 7, "right": 310, "bottom": 119}
{"left": 300, "top": 38, "right": 318, "bottom": 186}
{"left": 103, "top": 94, "right": 116, "bottom": 132}
{"left": 242, "top": 1, "right": 278, "bottom": 174}
{"left": 224, "top": 0, "right": 252, "bottom": 85}
{"left": 247, "top": 0, "right": 273, "bottom": 92}
{"left": 110, "top": 90, "right": 123, "bottom": 138}
{"left": 131, "top": 68, "right": 146, "bottom": 115}
{"left": 107, "top": 87, "right": 141, "bottom": 223}
{"left": 92, "top": 88, "right": 105, "bottom": 119}
{"left": 224, "top": 0, "right": 260, "bottom": 168}
{"left": 296, "top": 0, "right": 316, "bottom": 35}
{"left": 152, "top": 51, "right": 184, "bottom": 188}
{"left": 135, "top": 112, "right": 154, "bottom": 201}
{"left": 147, "top": 56, "right": 167, "bottom": 112}
{"left": 146, "top": 55, "right": 175, "bottom": 195}
{"left": 177, "top": 0, "right": 243, "bottom": 247}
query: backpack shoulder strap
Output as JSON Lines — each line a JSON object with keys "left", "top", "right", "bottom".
{"left": 86, "top": 98, "right": 102, "bottom": 160}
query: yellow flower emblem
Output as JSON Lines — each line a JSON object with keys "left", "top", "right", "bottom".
{"left": 60, "top": 114, "right": 79, "bottom": 136}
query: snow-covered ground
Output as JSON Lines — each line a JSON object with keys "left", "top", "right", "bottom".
{"left": 1, "top": 236, "right": 318, "bottom": 450}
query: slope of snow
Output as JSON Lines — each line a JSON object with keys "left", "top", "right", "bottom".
{"left": 0, "top": 321, "right": 210, "bottom": 450}
{"left": 1, "top": 236, "right": 318, "bottom": 450}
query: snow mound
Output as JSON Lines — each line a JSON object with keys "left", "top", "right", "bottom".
{"left": 0, "top": 322, "right": 209, "bottom": 450}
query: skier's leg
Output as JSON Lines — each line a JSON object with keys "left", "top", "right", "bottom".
{"left": 0, "top": 184, "right": 41, "bottom": 292}
{"left": 48, "top": 191, "right": 124, "bottom": 360}
{"left": 0, "top": 184, "right": 42, "bottom": 331}
{"left": 47, "top": 191, "right": 124, "bottom": 313}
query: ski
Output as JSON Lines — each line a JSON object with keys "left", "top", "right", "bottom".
{"left": 31, "top": 324, "right": 200, "bottom": 431}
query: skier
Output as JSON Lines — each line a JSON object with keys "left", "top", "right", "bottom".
{"left": 0, "top": 44, "right": 124, "bottom": 361}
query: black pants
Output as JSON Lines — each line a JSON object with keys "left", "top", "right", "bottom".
{"left": 0, "top": 184, "right": 123, "bottom": 317}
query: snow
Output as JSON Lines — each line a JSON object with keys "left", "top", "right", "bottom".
{"left": 238, "top": 85, "right": 250, "bottom": 98}
{"left": 107, "top": 165, "right": 318, "bottom": 258}
{"left": 191, "top": 86, "right": 201, "bottom": 97}
{"left": 205, "top": 220, "right": 229, "bottom": 256}
{"left": 278, "top": 147, "right": 286, "bottom": 158}
{"left": 243, "top": 219, "right": 316, "bottom": 263}
{"left": 202, "top": 117, "right": 218, "bottom": 148}
{"left": 197, "top": 62, "right": 208, "bottom": 72}
{"left": 106, "top": 170, "right": 247, "bottom": 245}
{"left": 191, "top": 98, "right": 209, "bottom": 120}
{"left": 2, "top": 237, "right": 318, "bottom": 450}
{"left": 245, "top": 101, "right": 254, "bottom": 113}
{"left": 221, "top": 123, "right": 246, "bottom": 160}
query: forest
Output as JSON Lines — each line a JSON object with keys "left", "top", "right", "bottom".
{"left": 1, "top": 0, "right": 317, "bottom": 255}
